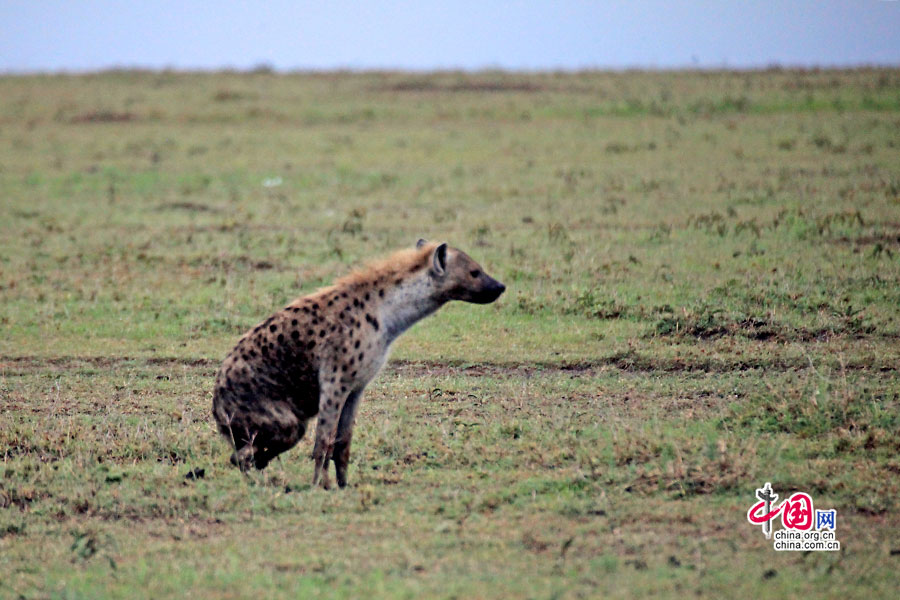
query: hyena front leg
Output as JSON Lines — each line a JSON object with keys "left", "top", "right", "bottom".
{"left": 311, "top": 381, "right": 348, "bottom": 489}
{"left": 333, "top": 389, "right": 364, "bottom": 488}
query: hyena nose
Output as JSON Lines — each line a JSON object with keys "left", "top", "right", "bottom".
{"left": 480, "top": 278, "right": 505, "bottom": 303}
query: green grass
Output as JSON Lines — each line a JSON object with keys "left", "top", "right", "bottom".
{"left": 1, "top": 68, "right": 899, "bottom": 599}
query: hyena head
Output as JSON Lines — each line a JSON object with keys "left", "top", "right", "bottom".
{"left": 417, "top": 239, "right": 506, "bottom": 304}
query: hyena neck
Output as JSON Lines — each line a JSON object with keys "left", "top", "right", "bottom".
{"left": 378, "top": 276, "right": 443, "bottom": 345}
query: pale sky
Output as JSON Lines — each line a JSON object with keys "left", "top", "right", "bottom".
{"left": 2, "top": 1, "right": 899, "bottom": 72}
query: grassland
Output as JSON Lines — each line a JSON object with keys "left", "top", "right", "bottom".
{"left": 1, "top": 68, "right": 899, "bottom": 599}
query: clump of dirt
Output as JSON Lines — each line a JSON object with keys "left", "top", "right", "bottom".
{"left": 70, "top": 111, "right": 137, "bottom": 124}
{"left": 382, "top": 79, "right": 547, "bottom": 93}
{"left": 155, "top": 202, "right": 221, "bottom": 213}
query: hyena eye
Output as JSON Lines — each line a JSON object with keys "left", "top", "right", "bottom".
{"left": 470, "top": 269, "right": 481, "bottom": 278}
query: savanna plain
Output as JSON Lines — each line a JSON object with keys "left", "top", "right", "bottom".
{"left": 1, "top": 69, "right": 899, "bottom": 599}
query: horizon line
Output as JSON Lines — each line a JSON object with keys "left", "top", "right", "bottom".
{"left": 3, "top": 62, "right": 900, "bottom": 77}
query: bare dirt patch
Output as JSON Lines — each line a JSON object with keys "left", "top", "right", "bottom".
{"left": 2, "top": 353, "right": 894, "bottom": 379}
{"left": 0, "top": 355, "right": 216, "bottom": 377}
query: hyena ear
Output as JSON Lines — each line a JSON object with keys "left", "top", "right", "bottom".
{"left": 431, "top": 243, "right": 448, "bottom": 276}
{"left": 416, "top": 238, "right": 428, "bottom": 249}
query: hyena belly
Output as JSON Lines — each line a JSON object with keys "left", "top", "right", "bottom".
{"left": 212, "top": 334, "right": 320, "bottom": 470}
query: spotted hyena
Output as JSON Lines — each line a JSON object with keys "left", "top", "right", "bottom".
{"left": 212, "top": 240, "right": 505, "bottom": 488}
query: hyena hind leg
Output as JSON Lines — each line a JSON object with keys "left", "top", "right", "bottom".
{"left": 254, "top": 420, "right": 308, "bottom": 470}
{"left": 228, "top": 410, "right": 307, "bottom": 471}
